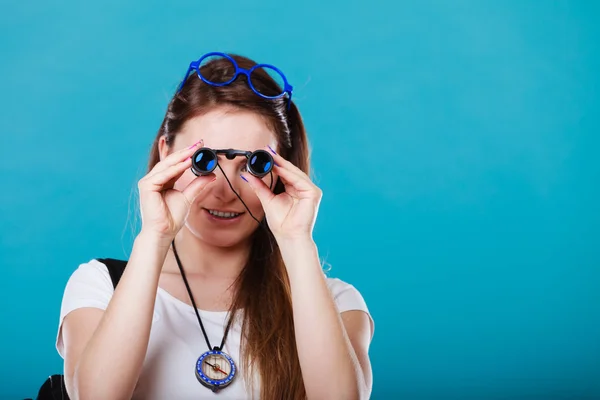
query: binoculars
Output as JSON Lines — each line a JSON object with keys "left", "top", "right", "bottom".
{"left": 190, "top": 147, "right": 274, "bottom": 178}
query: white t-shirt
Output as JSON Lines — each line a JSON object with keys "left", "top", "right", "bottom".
{"left": 56, "top": 259, "right": 374, "bottom": 399}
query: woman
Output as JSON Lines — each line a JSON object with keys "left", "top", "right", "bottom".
{"left": 56, "top": 52, "right": 374, "bottom": 399}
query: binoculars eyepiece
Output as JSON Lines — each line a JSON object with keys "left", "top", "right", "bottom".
{"left": 190, "top": 147, "right": 274, "bottom": 178}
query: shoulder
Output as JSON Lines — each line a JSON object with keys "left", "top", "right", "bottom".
{"left": 63, "top": 259, "right": 114, "bottom": 292}
{"left": 325, "top": 276, "right": 371, "bottom": 316}
{"left": 325, "top": 275, "right": 375, "bottom": 339}
{"left": 59, "top": 259, "right": 116, "bottom": 318}
{"left": 56, "top": 259, "right": 116, "bottom": 357}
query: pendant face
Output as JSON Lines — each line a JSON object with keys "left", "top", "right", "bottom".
{"left": 195, "top": 349, "right": 237, "bottom": 391}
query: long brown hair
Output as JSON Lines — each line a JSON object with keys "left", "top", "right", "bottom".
{"left": 148, "top": 54, "right": 308, "bottom": 399}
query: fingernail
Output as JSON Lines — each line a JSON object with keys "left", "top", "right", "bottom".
{"left": 240, "top": 174, "right": 248, "bottom": 182}
{"left": 274, "top": 161, "right": 280, "bottom": 167}
{"left": 267, "top": 145, "right": 277, "bottom": 155}
{"left": 188, "top": 139, "right": 203, "bottom": 150}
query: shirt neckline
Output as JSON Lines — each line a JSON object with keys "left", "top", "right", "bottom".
{"left": 157, "top": 286, "right": 237, "bottom": 317}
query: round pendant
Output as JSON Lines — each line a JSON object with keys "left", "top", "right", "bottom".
{"left": 195, "top": 349, "right": 237, "bottom": 391}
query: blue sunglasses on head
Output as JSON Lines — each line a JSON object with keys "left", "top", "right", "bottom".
{"left": 177, "top": 52, "right": 294, "bottom": 110}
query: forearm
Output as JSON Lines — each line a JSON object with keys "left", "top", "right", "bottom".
{"left": 73, "top": 232, "right": 169, "bottom": 400}
{"left": 279, "top": 238, "right": 366, "bottom": 400}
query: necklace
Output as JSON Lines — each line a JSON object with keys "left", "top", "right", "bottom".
{"left": 171, "top": 240, "right": 237, "bottom": 392}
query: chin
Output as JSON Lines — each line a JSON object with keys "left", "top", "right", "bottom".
{"left": 184, "top": 220, "right": 255, "bottom": 249}
{"left": 199, "top": 231, "right": 251, "bottom": 248}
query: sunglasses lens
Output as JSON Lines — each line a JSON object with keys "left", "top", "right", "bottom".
{"left": 248, "top": 150, "right": 273, "bottom": 177}
{"left": 250, "top": 66, "right": 285, "bottom": 98}
{"left": 199, "top": 55, "right": 236, "bottom": 85}
{"left": 191, "top": 148, "right": 217, "bottom": 175}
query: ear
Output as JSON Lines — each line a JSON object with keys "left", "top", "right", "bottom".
{"left": 158, "top": 135, "right": 169, "bottom": 161}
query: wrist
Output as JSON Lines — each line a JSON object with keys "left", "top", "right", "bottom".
{"left": 276, "top": 234, "right": 315, "bottom": 250}
{"left": 276, "top": 235, "right": 318, "bottom": 263}
{"left": 277, "top": 236, "right": 323, "bottom": 280}
{"left": 136, "top": 230, "right": 173, "bottom": 250}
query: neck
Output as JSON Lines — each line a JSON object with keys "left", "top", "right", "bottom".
{"left": 163, "top": 226, "right": 251, "bottom": 280}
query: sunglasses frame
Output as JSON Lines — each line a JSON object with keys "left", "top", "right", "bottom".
{"left": 177, "top": 52, "right": 293, "bottom": 110}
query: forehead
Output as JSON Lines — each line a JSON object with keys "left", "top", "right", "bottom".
{"left": 178, "top": 107, "right": 276, "bottom": 150}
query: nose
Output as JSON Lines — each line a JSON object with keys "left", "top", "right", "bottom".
{"left": 209, "top": 160, "right": 244, "bottom": 203}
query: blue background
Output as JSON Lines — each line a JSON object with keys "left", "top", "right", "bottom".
{"left": 1, "top": 1, "right": 599, "bottom": 399}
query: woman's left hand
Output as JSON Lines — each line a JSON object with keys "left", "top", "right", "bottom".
{"left": 241, "top": 145, "right": 322, "bottom": 241}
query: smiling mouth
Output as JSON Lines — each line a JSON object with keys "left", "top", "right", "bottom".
{"left": 204, "top": 209, "right": 244, "bottom": 219}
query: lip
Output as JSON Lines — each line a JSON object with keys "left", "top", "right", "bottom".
{"left": 204, "top": 208, "right": 244, "bottom": 214}
{"left": 202, "top": 208, "right": 244, "bottom": 224}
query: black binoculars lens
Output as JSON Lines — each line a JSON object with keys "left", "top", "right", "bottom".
{"left": 248, "top": 150, "right": 273, "bottom": 177}
{"left": 191, "top": 149, "right": 218, "bottom": 175}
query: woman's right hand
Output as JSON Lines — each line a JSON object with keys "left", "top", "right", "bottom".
{"left": 137, "top": 139, "right": 216, "bottom": 245}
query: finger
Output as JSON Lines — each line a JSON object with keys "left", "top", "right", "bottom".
{"left": 181, "top": 174, "right": 217, "bottom": 205}
{"left": 149, "top": 139, "right": 203, "bottom": 177}
{"left": 141, "top": 157, "right": 193, "bottom": 191}
{"left": 241, "top": 173, "right": 276, "bottom": 207}
{"left": 150, "top": 139, "right": 203, "bottom": 176}
{"left": 265, "top": 145, "right": 317, "bottom": 192}
{"left": 265, "top": 145, "right": 306, "bottom": 180}
{"left": 271, "top": 161, "right": 316, "bottom": 193}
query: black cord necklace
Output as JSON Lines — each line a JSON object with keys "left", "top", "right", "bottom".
{"left": 171, "top": 240, "right": 237, "bottom": 392}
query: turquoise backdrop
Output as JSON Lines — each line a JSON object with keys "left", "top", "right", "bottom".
{"left": 1, "top": 1, "right": 599, "bottom": 399}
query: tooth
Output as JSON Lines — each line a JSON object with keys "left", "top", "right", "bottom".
{"left": 208, "top": 210, "right": 239, "bottom": 218}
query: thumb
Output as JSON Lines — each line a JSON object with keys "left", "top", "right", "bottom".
{"left": 182, "top": 174, "right": 217, "bottom": 205}
{"left": 241, "top": 173, "right": 275, "bottom": 207}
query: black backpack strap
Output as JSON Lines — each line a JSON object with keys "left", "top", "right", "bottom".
{"left": 35, "top": 374, "right": 68, "bottom": 400}
{"left": 95, "top": 258, "right": 128, "bottom": 289}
